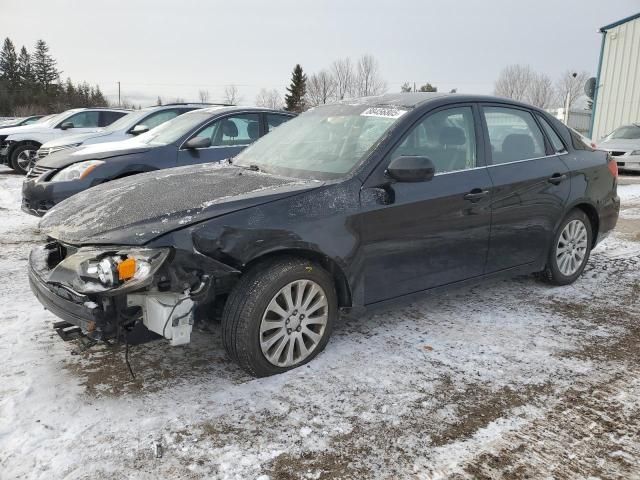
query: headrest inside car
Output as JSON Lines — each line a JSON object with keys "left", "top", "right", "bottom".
{"left": 222, "top": 120, "right": 238, "bottom": 138}
{"left": 502, "top": 134, "right": 534, "bottom": 156}
{"left": 439, "top": 126, "right": 466, "bottom": 146}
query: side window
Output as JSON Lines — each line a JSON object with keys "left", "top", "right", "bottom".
{"left": 390, "top": 106, "right": 477, "bottom": 174}
{"left": 483, "top": 107, "right": 546, "bottom": 164}
{"left": 536, "top": 114, "right": 567, "bottom": 153}
{"left": 61, "top": 111, "right": 100, "bottom": 128}
{"left": 99, "top": 111, "right": 127, "bottom": 127}
{"left": 138, "top": 110, "right": 179, "bottom": 130}
{"left": 212, "top": 114, "right": 261, "bottom": 147}
{"left": 266, "top": 114, "right": 291, "bottom": 132}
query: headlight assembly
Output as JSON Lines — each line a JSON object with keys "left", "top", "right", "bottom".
{"left": 47, "top": 247, "right": 170, "bottom": 295}
{"left": 50, "top": 160, "right": 105, "bottom": 182}
{"left": 630, "top": 150, "right": 640, "bottom": 156}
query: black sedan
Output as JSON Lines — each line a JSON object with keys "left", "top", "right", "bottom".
{"left": 21, "top": 106, "right": 294, "bottom": 215}
{"left": 29, "top": 93, "right": 619, "bottom": 377}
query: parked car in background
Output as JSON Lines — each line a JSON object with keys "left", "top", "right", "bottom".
{"left": 28, "top": 93, "right": 619, "bottom": 377}
{"left": 0, "top": 107, "right": 130, "bottom": 174}
{"left": 36, "top": 103, "right": 219, "bottom": 160}
{"left": 595, "top": 123, "right": 640, "bottom": 172}
{"left": 22, "top": 106, "right": 294, "bottom": 215}
{"left": 0, "top": 115, "right": 45, "bottom": 128}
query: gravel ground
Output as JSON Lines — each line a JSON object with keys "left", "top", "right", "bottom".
{"left": 0, "top": 166, "right": 639, "bottom": 480}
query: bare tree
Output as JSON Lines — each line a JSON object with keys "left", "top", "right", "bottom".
{"left": 198, "top": 89, "right": 210, "bottom": 103}
{"left": 223, "top": 84, "right": 242, "bottom": 105}
{"left": 355, "top": 54, "right": 387, "bottom": 96}
{"left": 306, "top": 69, "right": 336, "bottom": 106}
{"left": 255, "top": 88, "right": 283, "bottom": 109}
{"left": 172, "top": 97, "right": 185, "bottom": 103}
{"left": 526, "top": 72, "right": 554, "bottom": 108}
{"left": 331, "top": 57, "right": 355, "bottom": 100}
{"left": 555, "top": 71, "right": 589, "bottom": 109}
{"left": 494, "top": 64, "right": 533, "bottom": 101}
{"left": 400, "top": 82, "right": 412, "bottom": 93}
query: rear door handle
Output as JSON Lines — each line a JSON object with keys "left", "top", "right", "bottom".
{"left": 548, "top": 173, "right": 567, "bottom": 185}
{"left": 463, "top": 189, "right": 490, "bottom": 202}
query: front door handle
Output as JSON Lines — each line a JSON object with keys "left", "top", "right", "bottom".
{"left": 463, "top": 188, "right": 490, "bottom": 202}
{"left": 548, "top": 173, "right": 567, "bottom": 185}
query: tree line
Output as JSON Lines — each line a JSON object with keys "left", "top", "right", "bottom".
{"left": 494, "top": 65, "right": 590, "bottom": 110}
{"left": 0, "top": 37, "right": 108, "bottom": 116}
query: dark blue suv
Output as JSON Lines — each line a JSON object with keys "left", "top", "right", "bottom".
{"left": 22, "top": 106, "right": 294, "bottom": 215}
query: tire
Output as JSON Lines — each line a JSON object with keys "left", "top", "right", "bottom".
{"left": 10, "top": 143, "right": 39, "bottom": 175}
{"left": 222, "top": 256, "right": 337, "bottom": 377}
{"left": 542, "top": 209, "right": 593, "bottom": 285}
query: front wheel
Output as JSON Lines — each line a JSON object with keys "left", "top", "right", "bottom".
{"left": 221, "top": 257, "right": 337, "bottom": 377}
{"left": 10, "top": 144, "right": 39, "bottom": 174}
{"left": 542, "top": 209, "right": 592, "bottom": 285}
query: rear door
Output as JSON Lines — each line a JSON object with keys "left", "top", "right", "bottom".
{"left": 177, "top": 113, "right": 261, "bottom": 166}
{"left": 481, "top": 104, "right": 570, "bottom": 272}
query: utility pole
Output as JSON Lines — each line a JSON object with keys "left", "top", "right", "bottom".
{"left": 118, "top": 81, "right": 121, "bottom": 107}
{"left": 564, "top": 72, "right": 577, "bottom": 126}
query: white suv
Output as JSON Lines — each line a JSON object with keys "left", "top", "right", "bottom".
{"left": 0, "top": 107, "right": 129, "bottom": 174}
{"left": 36, "top": 104, "right": 213, "bottom": 160}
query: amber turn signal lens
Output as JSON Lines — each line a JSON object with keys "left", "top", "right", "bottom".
{"left": 117, "top": 257, "right": 136, "bottom": 281}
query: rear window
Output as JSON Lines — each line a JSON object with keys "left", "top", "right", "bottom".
{"left": 536, "top": 115, "right": 567, "bottom": 153}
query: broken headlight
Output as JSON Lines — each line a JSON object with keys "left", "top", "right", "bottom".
{"left": 47, "top": 247, "right": 170, "bottom": 295}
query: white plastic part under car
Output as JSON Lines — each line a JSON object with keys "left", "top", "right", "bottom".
{"left": 127, "top": 292, "right": 194, "bottom": 346}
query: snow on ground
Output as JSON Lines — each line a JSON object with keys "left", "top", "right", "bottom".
{"left": 1, "top": 166, "right": 639, "bottom": 479}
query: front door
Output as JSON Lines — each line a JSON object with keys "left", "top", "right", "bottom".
{"left": 359, "top": 105, "right": 493, "bottom": 304}
{"left": 480, "top": 105, "right": 570, "bottom": 272}
{"left": 177, "top": 113, "right": 261, "bottom": 166}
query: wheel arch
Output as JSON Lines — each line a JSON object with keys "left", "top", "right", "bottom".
{"left": 568, "top": 201, "right": 600, "bottom": 248}
{"left": 242, "top": 248, "right": 353, "bottom": 309}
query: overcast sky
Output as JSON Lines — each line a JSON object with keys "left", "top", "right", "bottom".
{"left": 3, "top": 0, "right": 639, "bottom": 106}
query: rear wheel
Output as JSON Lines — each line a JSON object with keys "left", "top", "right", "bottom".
{"left": 221, "top": 257, "right": 336, "bottom": 377}
{"left": 542, "top": 209, "right": 592, "bottom": 285}
{"left": 10, "top": 143, "right": 39, "bottom": 174}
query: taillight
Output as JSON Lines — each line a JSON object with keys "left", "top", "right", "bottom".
{"left": 607, "top": 155, "right": 618, "bottom": 178}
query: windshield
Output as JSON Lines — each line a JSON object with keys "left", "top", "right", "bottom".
{"left": 233, "top": 104, "right": 406, "bottom": 180}
{"left": 135, "top": 110, "right": 214, "bottom": 146}
{"left": 104, "top": 110, "right": 150, "bottom": 132}
{"left": 607, "top": 125, "right": 640, "bottom": 140}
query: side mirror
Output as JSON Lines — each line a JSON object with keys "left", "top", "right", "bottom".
{"left": 60, "top": 122, "right": 74, "bottom": 130}
{"left": 386, "top": 156, "right": 435, "bottom": 182}
{"left": 130, "top": 124, "right": 149, "bottom": 135}
{"left": 183, "top": 136, "right": 211, "bottom": 149}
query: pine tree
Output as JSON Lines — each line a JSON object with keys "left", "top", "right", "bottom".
{"left": 32, "top": 39, "right": 59, "bottom": 92}
{"left": 17, "top": 46, "right": 34, "bottom": 87}
{"left": 284, "top": 64, "right": 307, "bottom": 113}
{"left": 0, "top": 38, "right": 19, "bottom": 90}
{"left": 418, "top": 83, "right": 437, "bottom": 92}
{"left": 92, "top": 85, "right": 107, "bottom": 106}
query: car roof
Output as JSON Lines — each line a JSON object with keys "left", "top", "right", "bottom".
{"left": 337, "top": 92, "right": 549, "bottom": 112}
{"left": 197, "top": 105, "right": 294, "bottom": 115}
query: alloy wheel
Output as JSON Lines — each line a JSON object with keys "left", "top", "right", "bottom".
{"left": 556, "top": 219, "right": 588, "bottom": 276}
{"left": 16, "top": 149, "right": 37, "bottom": 171}
{"left": 259, "top": 279, "right": 328, "bottom": 367}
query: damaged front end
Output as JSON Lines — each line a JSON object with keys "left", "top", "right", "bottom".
{"left": 29, "top": 241, "right": 238, "bottom": 346}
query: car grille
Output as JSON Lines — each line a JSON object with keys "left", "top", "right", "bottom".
{"left": 27, "top": 165, "right": 54, "bottom": 179}
{"left": 609, "top": 150, "right": 627, "bottom": 157}
{"left": 37, "top": 148, "right": 50, "bottom": 159}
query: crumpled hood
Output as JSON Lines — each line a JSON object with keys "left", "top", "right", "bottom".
{"left": 40, "top": 163, "right": 320, "bottom": 246}
{"left": 37, "top": 137, "right": 152, "bottom": 168}
{"left": 41, "top": 131, "right": 112, "bottom": 149}
{"left": 597, "top": 138, "right": 640, "bottom": 152}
